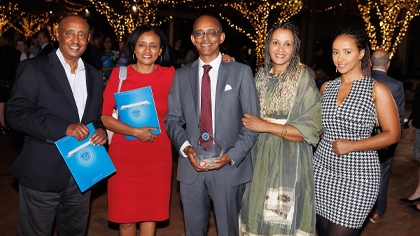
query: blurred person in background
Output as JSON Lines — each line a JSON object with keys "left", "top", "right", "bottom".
{"left": 36, "top": 28, "right": 53, "bottom": 56}
{"left": 0, "top": 30, "right": 20, "bottom": 134}
{"left": 185, "top": 46, "right": 198, "bottom": 64}
{"left": 369, "top": 49, "right": 405, "bottom": 223}
{"left": 100, "top": 36, "right": 120, "bottom": 88}
{"left": 82, "top": 25, "right": 103, "bottom": 71}
{"left": 315, "top": 68, "right": 329, "bottom": 90}
{"left": 115, "top": 36, "right": 129, "bottom": 67}
{"left": 169, "top": 38, "right": 185, "bottom": 68}
{"left": 401, "top": 85, "right": 420, "bottom": 212}
{"left": 16, "top": 38, "right": 34, "bottom": 61}
{"left": 29, "top": 35, "right": 39, "bottom": 56}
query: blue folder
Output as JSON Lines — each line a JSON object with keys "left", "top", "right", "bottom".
{"left": 55, "top": 123, "right": 116, "bottom": 192}
{"left": 114, "top": 86, "right": 161, "bottom": 140}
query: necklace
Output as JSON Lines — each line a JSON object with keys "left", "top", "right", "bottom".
{"left": 256, "top": 63, "right": 304, "bottom": 117}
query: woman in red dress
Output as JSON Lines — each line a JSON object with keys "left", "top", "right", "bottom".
{"left": 102, "top": 25, "right": 174, "bottom": 236}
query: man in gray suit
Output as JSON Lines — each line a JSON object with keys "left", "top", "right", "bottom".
{"left": 165, "top": 14, "right": 259, "bottom": 236}
{"left": 370, "top": 50, "right": 405, "bottom": 223}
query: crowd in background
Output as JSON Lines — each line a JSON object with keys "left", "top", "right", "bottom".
{"left": 0, "top": 13, "right": 418, "bottom": 236}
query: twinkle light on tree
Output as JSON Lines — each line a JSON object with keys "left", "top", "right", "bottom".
{"left": 219, "top": 0, "right": 303, "bottom": 68}
{"left": 0, "top": 0, "right": 88, "bottom": 38}
{"left": 358, "top": 0, "right": 420, "bottom": 58}
{"left": 19, "top": 12, "right": 51, "bottom": 38}
{"left": 0, "top": 2, "right": 20, "bottom": 34}
{"left": 88, "top": 0, "right": 179, "bottom": 38}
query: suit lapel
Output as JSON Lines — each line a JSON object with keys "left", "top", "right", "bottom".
{"left": 189, "top": 60, "right": 200, "bottom": 120}
{"left": 215, "top": 61, "right": 228, "bottom": 124}
{"left": 81, "top": 65, "right": 94, "bottom": 123}
{"left": 49, "top": 51, "right": 79, "bottom": 117}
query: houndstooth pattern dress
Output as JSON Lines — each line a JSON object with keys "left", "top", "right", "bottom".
{"left": 313, "top": 76, "right": 380, "bottom": 229}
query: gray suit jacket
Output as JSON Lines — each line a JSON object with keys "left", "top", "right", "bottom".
{"left": 165, "top": 59, "right": 260, "bottom": 186}
{"left": 371, "top": 70, "right": 405, "bottom": 130}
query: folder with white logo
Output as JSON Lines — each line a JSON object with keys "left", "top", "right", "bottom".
{"left": 55, "top": 123, "right": 116, "bottom": 192}
{"left": 114, "top": 86, "right": 161, "bottom": 140}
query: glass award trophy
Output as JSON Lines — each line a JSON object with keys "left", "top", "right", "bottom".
{"left": 195, "top": 131, "right": 224, "bottom": 168}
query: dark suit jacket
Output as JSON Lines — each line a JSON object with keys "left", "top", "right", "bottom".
{"left": 371, "top": 70, "right": 405, "bottom": 130}
{"left": 38, "top": 43, "right": 54, "bottom": 56}
{"left": 81, "top": 43, "right": 103, "bottom": 71}
{"left": 7, "top": 49, "right": 105, "bottom": 192}
{"left": 165, "top": 59, "right": 260, "bottom": 186}
{"left": 411, "top": 88, "right": 420, "bottom": 128}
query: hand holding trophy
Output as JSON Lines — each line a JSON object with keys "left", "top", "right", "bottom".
{"left": 195, "top": 129, "right": 224, "bottom": 168}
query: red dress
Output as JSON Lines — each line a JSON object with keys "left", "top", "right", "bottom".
{"left": 103, "top": 64, "right": 175, "bottom": 223}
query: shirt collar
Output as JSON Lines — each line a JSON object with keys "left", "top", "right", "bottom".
{"left": 41, "top": 43, "right": 49, "bottom": 49}
{"left": 56, "top": 49, "right": 85, "bottom": 73}
{"left": 199, "top": 53, "right": 222, "bottom": 72}
{"left": 372, "top": 68, "right": 387, "bottom": 73}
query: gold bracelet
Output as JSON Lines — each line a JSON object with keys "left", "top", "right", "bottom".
{"left": 281, "top": 125, "right": 287, "bottom": 137}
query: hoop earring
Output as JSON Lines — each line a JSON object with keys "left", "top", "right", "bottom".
{"left": 336, "top": 67, "right": 338, "bottom": 73}
{"left": 157, "top": 54, "right": 162, "bottom": 62}
{"left": 133, "top": 53, "right": 136, "bottom": 61}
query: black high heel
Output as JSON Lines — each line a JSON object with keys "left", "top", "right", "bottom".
{"left": 400, "top": 197, "right": 420, "bottom": 203}
{"left": 409, "top": 204, "right": 420, "bottom": 212}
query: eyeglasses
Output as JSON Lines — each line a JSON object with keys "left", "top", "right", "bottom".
{"left": 192, "top": 30, "right": 222, "bottom": 39}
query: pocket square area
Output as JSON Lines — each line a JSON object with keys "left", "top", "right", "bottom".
{"left": 224, "top": 85, "right": 232, "bottom": 91}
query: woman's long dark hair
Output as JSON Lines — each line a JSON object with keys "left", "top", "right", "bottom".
{"left": 334, "top": 26, "right": 371, "bottom": 77}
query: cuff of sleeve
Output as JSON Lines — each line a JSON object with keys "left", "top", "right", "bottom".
{"left": 180, "top": 141, "right": 192, "bottom": 157}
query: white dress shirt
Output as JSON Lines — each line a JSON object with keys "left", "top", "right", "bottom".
{"left": 41, "top": 43, "right": 49, "bottom": 50}
{"left": 372, "top": 68, "right": 387, "bottom": 73}
{"left": 56, "top": 49, "right": 87, "bottom": 121}
{"left": 180, "top": 53, "right": 222, "bottom": 157}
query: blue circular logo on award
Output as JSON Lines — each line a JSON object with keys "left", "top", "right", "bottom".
{"left": 131, "top": 108, "right": 141, "bottom": 119}
{"left": 202, "top": 132, "right": 210, "bottom": 141}
{"left": 79, "top": 150, "right": 92, "bottom": 162}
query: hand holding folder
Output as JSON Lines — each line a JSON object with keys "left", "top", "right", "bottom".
{"left": 114, "top": 86, "right": 161, "bottom": 141}
{"left": 56, "top": 123, "right": 116, "bottom": 192}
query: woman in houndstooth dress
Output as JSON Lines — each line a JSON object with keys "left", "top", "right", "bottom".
{"left": 313, "top": 26, "right": 401, "bottom": 236}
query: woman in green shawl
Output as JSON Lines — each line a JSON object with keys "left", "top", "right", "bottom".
{"left": 239, "top": 22, "right": 322, "bottom": 236}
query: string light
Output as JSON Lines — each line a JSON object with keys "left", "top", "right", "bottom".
{"left": 88, "top": 0, "right": 180, "bottom": 39}
{"left": 0, "top": 0, "right": 86, "bottom": 38}
{"left": 0, "top": 2, "right": 19, "bottom": 35}
{"left": 358, "top": 0, "right": 420, "bottom": 58}
{"left": 219, "top": 0, "right": 303, "bottom": 67}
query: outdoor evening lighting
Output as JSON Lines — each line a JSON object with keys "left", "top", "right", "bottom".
{"left": 219, "top": 0, "right": 303, "bottom": 67}
{"left": 88, "top": 0, "right": 176, "bottom": 39}
{"left": 358, "top": 0, "right": 420, "bottom": 58}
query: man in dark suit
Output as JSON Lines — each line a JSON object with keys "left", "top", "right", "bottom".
{"left": 7, "top": 15, "right": 106, "bottom": 235}
{"left": 81, "top": 25, "right": 103, "bottom": 71}
{"left": 37, "top": 28, "right": 53, "bottom": 56}
{"left": 165, "top": 14, "right": 259, "bottom": 236}
{"left": 370, "top": 50, "right": 405, "bottom": 223}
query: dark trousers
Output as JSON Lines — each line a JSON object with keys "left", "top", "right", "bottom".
{"left": 17, "top": 176, "right": 91, "bottom": 236}
{"left": 372, "top": 143, "right": 397, "bottom": 217}
{"left": 180, "top": 171, "right": 245, "bottom": 236}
